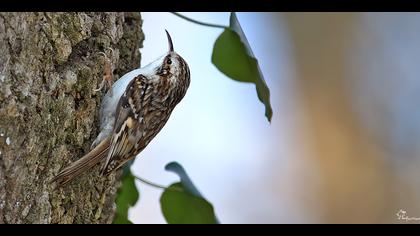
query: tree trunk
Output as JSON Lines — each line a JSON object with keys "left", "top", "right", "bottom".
{"left": 283, "top": 13, "right": 399, "bottom": 223}
{"left": 0, "top": 12, "right": 143, "bottom": 224}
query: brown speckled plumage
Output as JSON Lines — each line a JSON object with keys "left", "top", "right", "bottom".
{"left": 102, "top": 57, "right": 190, "bottom": 175}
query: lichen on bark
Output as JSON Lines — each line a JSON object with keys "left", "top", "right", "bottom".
{"left": 0, "top": 12, "right": 143, "bottom": 224}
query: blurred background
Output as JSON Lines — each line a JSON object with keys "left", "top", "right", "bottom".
{"left": 129, "top": 12, "right": 420, "bottom": 223}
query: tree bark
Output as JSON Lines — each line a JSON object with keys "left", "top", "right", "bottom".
{"left": 0, "top": 12, "right": 143, "bottom": 224}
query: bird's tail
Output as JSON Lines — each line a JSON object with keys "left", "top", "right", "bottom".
{"left": 51, "top": 137, "right": 111, "bottom": 187}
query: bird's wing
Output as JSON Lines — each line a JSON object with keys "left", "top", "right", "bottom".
{"left": 101, "top": 74, "right": 150, "bottom": 175}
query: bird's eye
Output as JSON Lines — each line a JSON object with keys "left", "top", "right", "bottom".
{"left": 166, "top": 58, "right": 172, "bottom": 65}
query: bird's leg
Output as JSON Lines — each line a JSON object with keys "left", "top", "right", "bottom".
{"left": 94, "top": 51, "right": 114, "bottom": 94}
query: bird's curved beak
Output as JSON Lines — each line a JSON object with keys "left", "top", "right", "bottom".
{"left": 165, "top": 30, "right": 174, "bottom": 52}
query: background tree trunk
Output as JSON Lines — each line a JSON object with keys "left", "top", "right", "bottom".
{"left": 282, "top": 13, "right": 404, "bottom": 223}
{"left": 0, "top": 12, "right": 143, "bottom": 224}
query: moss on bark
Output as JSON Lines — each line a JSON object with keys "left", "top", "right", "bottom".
{"left": 0, "top": 12, "right": 143, "bottom": 224}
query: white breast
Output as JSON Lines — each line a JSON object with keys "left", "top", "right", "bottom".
{"left": 91, "top": 55, "right": 165, "bottom": 148}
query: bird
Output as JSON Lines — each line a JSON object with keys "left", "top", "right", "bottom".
{"left": 52, "top": 30, "right": 190, "bottom": 187}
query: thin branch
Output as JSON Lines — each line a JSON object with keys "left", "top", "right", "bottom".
{"left": 171, "top": 12, "right": 228, "bottom": 29}
{"left": 133, "top": 175, "right": 184, "bottom": 192}
{"left": 133, "top": 175, "right": 166, "bottom": 189}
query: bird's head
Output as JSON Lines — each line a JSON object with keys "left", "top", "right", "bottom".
{"left": 146, "top": 30, "right": 190, "bottom": 84}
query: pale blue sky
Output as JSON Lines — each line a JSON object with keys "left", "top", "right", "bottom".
{"left": 129, "top": 12, "right": 307, "bottom": 223}
{"left": 127, "top": 12, "right": 420, "bottom": 223}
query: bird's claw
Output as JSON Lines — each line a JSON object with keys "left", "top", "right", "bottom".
{"left": 93, "top": 78, "right": 106, "bottom": 92}
{"left": 93, "top": 49, "right": 114, "bottom": 95}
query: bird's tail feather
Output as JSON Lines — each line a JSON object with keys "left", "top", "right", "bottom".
{"left": 51, "top": 137, "right": 111, "bottom": 187}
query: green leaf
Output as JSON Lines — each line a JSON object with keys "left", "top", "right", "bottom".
{"left": 113, "top": 169, "right": 139, "bottom": 224}
{"left": 160, "top": 162, "right": 218, "bottom": 224}
{"left": 211, "top": 12, "right": 273, "bottom": 122}
{"left": 161, "top": 183, "right": 217, "bottom": 224}
{"left": 164, "top": 162, "right": 202, "bottom": 197}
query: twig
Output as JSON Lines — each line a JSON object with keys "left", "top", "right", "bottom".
{"left": 133, "top": 175, "right": 184, "bottom": 192}
{"left": 171, "top": 12, "right": 228, "bottom": 29}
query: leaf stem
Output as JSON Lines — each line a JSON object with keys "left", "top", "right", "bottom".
{"left": 133, "top": 175, "right": 183, "bottom": 192}
{"left": 133, "top": 175, "right": 166, "bottom": 189}
{"left": 171, "top": 12, "right": 228, "bottom": 29}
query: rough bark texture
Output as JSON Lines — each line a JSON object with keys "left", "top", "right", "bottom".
{"left": 0, "top": 12, "right": 143, "bottom": 224}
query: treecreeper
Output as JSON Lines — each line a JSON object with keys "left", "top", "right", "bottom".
{"left": 52, "top": 30, "right": 191, "bottom": 187}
